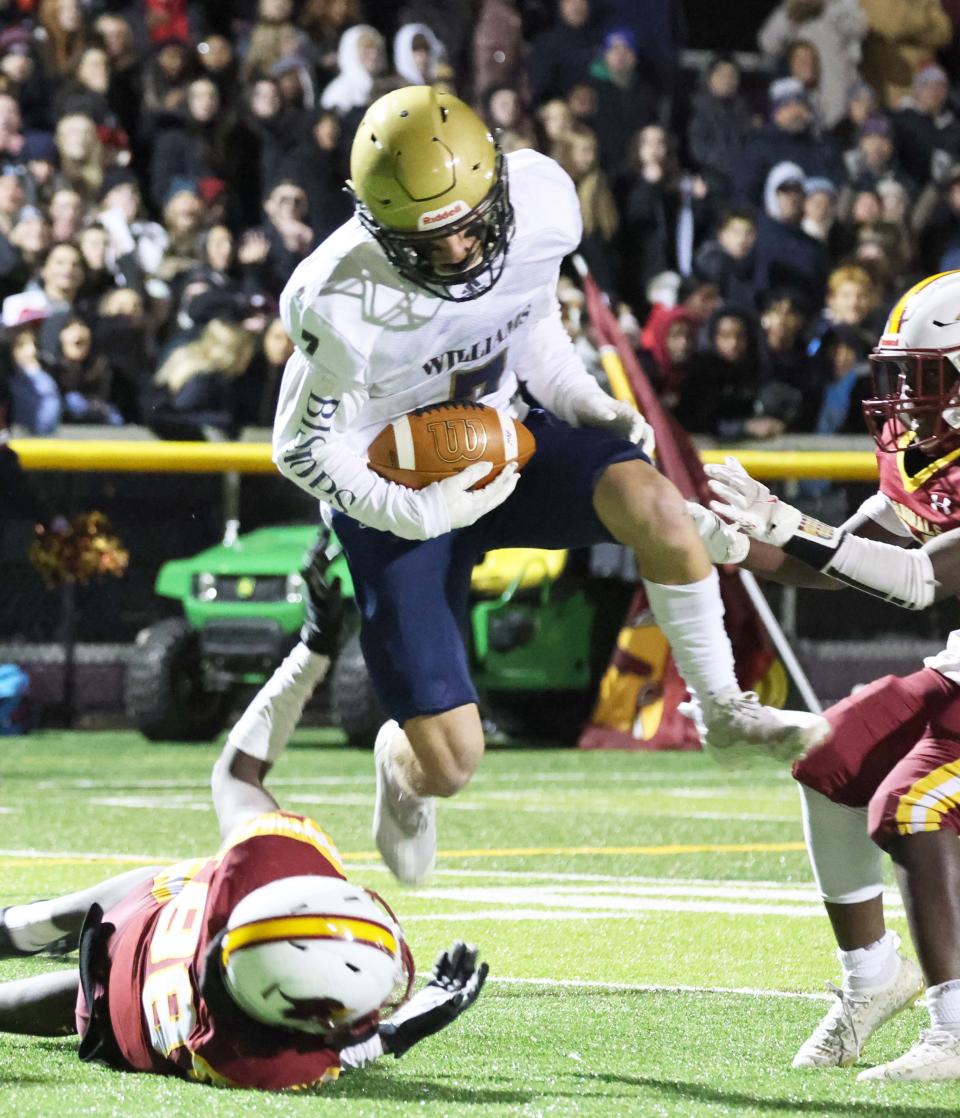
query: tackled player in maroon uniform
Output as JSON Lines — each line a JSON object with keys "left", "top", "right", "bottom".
{"left": 0, "top": 540, "right": 486, "bottom": 1089}
{"left": 687, "top": 269, "right": 960, "bottom": 1081}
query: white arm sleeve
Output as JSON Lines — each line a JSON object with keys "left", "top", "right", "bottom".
{"left": 513, "top": 299, "right": 613, "bottom": 424}
{"left": 273, "top": 295, "right": 448, "bottom": 539}
{"left": 821, "top": 533, "right": 936, "bottom": 610}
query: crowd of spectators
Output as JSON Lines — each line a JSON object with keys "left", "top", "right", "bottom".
{"left": 0, "top": 0, "right": 958, "bottom": 449}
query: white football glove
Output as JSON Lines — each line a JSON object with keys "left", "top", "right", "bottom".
{"left": 412, "top": 461, "right": 519, "bottom": 539}
{"left": 685, "top": 500, "right": 750, "bottom": 564}
{"left": 705, "top": 456, "right": 803, "bottom": 547}
{"left": 568, "top": 389, "right": 656, "bottom": 458}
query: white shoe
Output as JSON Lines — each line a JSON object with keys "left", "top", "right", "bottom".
{"left": 792, "top": 955, "right": 924, "bottom": 1068}
{"left": 372, "top": 720, "right": 436, "bottom": 886}
{"left": 857, "top": 1028, "right": 960, "bottom": 1081}
{"left": 700, "top": 688, "right": 830, "bottom": 766}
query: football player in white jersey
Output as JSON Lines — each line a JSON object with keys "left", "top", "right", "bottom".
{"left": 271, "top": 85, "right": 828, "bottom": 887}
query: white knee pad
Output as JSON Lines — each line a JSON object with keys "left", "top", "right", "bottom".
{"left": 799, "top": 785, "right": 885, "bottom": 905}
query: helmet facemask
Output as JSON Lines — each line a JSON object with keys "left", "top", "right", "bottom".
{"left": 353, "top": 147, "right": 515, "bottom": 302}
{"left": 864, "top": 349, "right": 960, "bottom": 453}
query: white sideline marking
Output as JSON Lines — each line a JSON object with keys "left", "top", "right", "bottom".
{"left": 489, "top": 976, "right": 831, "bottom": 1002}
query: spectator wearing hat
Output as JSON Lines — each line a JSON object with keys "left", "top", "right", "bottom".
{"left": 0, "top": 28, "right": 53, "bottom": 133}
{"left": 320, "top": 24, "right": 385, "bottom": 117}
{"left": 758, "top": 0, "right": 867, "bottom": 129}
{"left": 893, "top": 65, "right": 960, "bottom": 186}
{"left": 155, "top": 178, "right": 205, "bottom": 285}
{"left": 277, "top": 108, "right": 352, "bottom": 242}
{"left": 394, "top": 22, "right": 447, "bottom": 87}
{"left": 693, "top": 207, "right": 757, "bottom": 308}
{"left": 19, "top": 131, "right": 58, "bottom": 207}
{"left": 843, "top": 114, "right": 917, "bottom": 197}
{"left": 271, "top": 53, "right": 316, "bottom": 112}
{"left": 686, "top": 54, "right": 753, "bottom": 198}
{"left": 860, "top": 0, "right": 951, "bottom": 109}
{"left": 527, "top": 0, "right": 599, "bottom": 103}
{"left": 830, "top": 79, "right": 881, "bottom": 151}
{"left": 588, "top": 28, "right": 660, "bottom": 173}
{"left": 802, "top": 176, "right": 843, "bottom": 255}
{"left": 735, "top": 77, "right": 843, "bottom": 206}
{"left": 753, "top": 161, "right": 829, "bottom": 310}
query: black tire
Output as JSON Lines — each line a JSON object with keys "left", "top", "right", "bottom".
{"left": 482, "top": 689, "right": 592, "bottom": 744}
{"left": 125, "top": 617, "right": 231, "bottom": 742}
{"left": 330, "top": 630, "right": 385, "bottom": 747}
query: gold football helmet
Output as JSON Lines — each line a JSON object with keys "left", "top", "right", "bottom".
{"left": 349, "top": 85, "right": 514, "bottom": 301}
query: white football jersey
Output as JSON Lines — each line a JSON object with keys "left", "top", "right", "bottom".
{"left": 272, "top": 149, "right": 595, "bottom": 536}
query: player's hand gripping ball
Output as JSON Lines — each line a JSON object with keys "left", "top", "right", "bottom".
{"left": 367, "top": 402, "right": 536, "bottom": 490}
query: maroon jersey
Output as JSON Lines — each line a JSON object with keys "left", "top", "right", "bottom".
{"left": 98, "top": 812, "right": 356, "bottom": 1089}
{"left": 876, "top": 423, "right": 960, "bottom": 541}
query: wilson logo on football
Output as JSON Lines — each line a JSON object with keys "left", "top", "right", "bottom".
{"left": 417, "top": 201, "right": 468, "bottom": 229}
{"left": 426, "top": 419, "right": 487, "bottom": 463}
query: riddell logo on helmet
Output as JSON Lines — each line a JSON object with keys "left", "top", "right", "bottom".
{"left": 417, "top": 200, "right": 468, "bottom": 230}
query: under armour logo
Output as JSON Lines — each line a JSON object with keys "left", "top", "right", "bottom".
{"left": 931, "top": 492, "right": 953, "bottom": 514}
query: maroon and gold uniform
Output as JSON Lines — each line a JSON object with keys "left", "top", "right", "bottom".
{"left": 75, "top": 812, "right": 366, "bottom": 1089}
{"left": 794, "top": 429, "right": 960, "bottom": 844}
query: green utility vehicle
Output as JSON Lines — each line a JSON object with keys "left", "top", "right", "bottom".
{"left": 126, "top": 525, "right": 624, "bottom": 744}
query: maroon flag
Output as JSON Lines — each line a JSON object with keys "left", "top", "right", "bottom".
{"left": 578, "top": 274, "right": 778, "bottom": 751}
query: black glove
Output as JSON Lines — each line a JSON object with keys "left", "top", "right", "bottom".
{"left": 299, "top": 529, "right": 343, "bottom": 655}
{"left": 379, "top": 941, "right": 488, "bottom": 1058}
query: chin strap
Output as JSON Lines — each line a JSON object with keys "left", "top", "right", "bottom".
{"left": 782, "top": 520, "right": 937, "bottom": 611}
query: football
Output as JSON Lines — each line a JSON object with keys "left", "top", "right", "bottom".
{"left": 367, "top": 402, "right": 536, "bottom": 490}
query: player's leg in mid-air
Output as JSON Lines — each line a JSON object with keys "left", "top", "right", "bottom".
{"left": 790, "top": 668, "right": 956, "bottom": 1070}
{"left": 345, "top": 412, "right": 828, "bottom": 885}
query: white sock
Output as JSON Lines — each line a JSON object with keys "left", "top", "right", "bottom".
{"left": 4, "top": 901, "right": 61, "bottom": 952}
{"left": 837, "top": 930, "right": 900, "bottom": 993}
{"left": 225, "top": 643, "right": 328, "bottom": 763}
{"left": 378, "top": 721, "right": 428, "bottom": 803}
{"left": 643, "top": 570, "right": 738, "bottom": 701}
{"left": 927, "top": 980, "right": 960, "bottom": 1034}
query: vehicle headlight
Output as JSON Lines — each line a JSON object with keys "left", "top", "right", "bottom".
{"left": 195, "top": 572, "right": 218, "bottom": 601}
{"left": 285, "top": 572, "right": 305, "bottom": 604}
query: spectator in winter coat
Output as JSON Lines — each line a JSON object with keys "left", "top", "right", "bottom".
{"left": 757, "top": 0, "right": 867, "bottom": 128}
{"left": 736, "top": 78, "right": 844, "bottom": 206}
{"left": 278, "top": 109, "right": 353, "bottom": 242}
{"left": 693, "top": 207, "right": 757, "bottom": 308}
{"left": 393, "top": 23, "right": 447, "bottom": 86}
{"left": 752, "top": 161, "right": 829, "bottom": 310}
{"left": 675, "top": 306, "right": 790, "bottom": 440}
{"left": 686, "top": 55, "right": 753, "bottom": 197}
{"left": 148, "top": 78, "right": 231, "bottom": 212}
{"left": 320, "top": 24, "right": 386, "bottom": 117}
{"left": 588, "top": 29, "right": 660, "bottom": 172}
{"left": 843, "top": 115, "right": 917, "bottom": 198}
{"left": 893, "top": 65, "right": 960, "bottom": 187}
{"left": 527, "top": 0, "right": 598, "bottom": 103}
{"left": 43, "top": 312, "right": 122, "bottom": 425}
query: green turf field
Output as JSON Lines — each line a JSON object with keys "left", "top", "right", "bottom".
{"left": 1, "top": 731, "right": 956, "bottom": 1117}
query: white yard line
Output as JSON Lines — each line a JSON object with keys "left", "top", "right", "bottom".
{"left": 489, "top": 976, "right": 832, "bottom": 1001}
